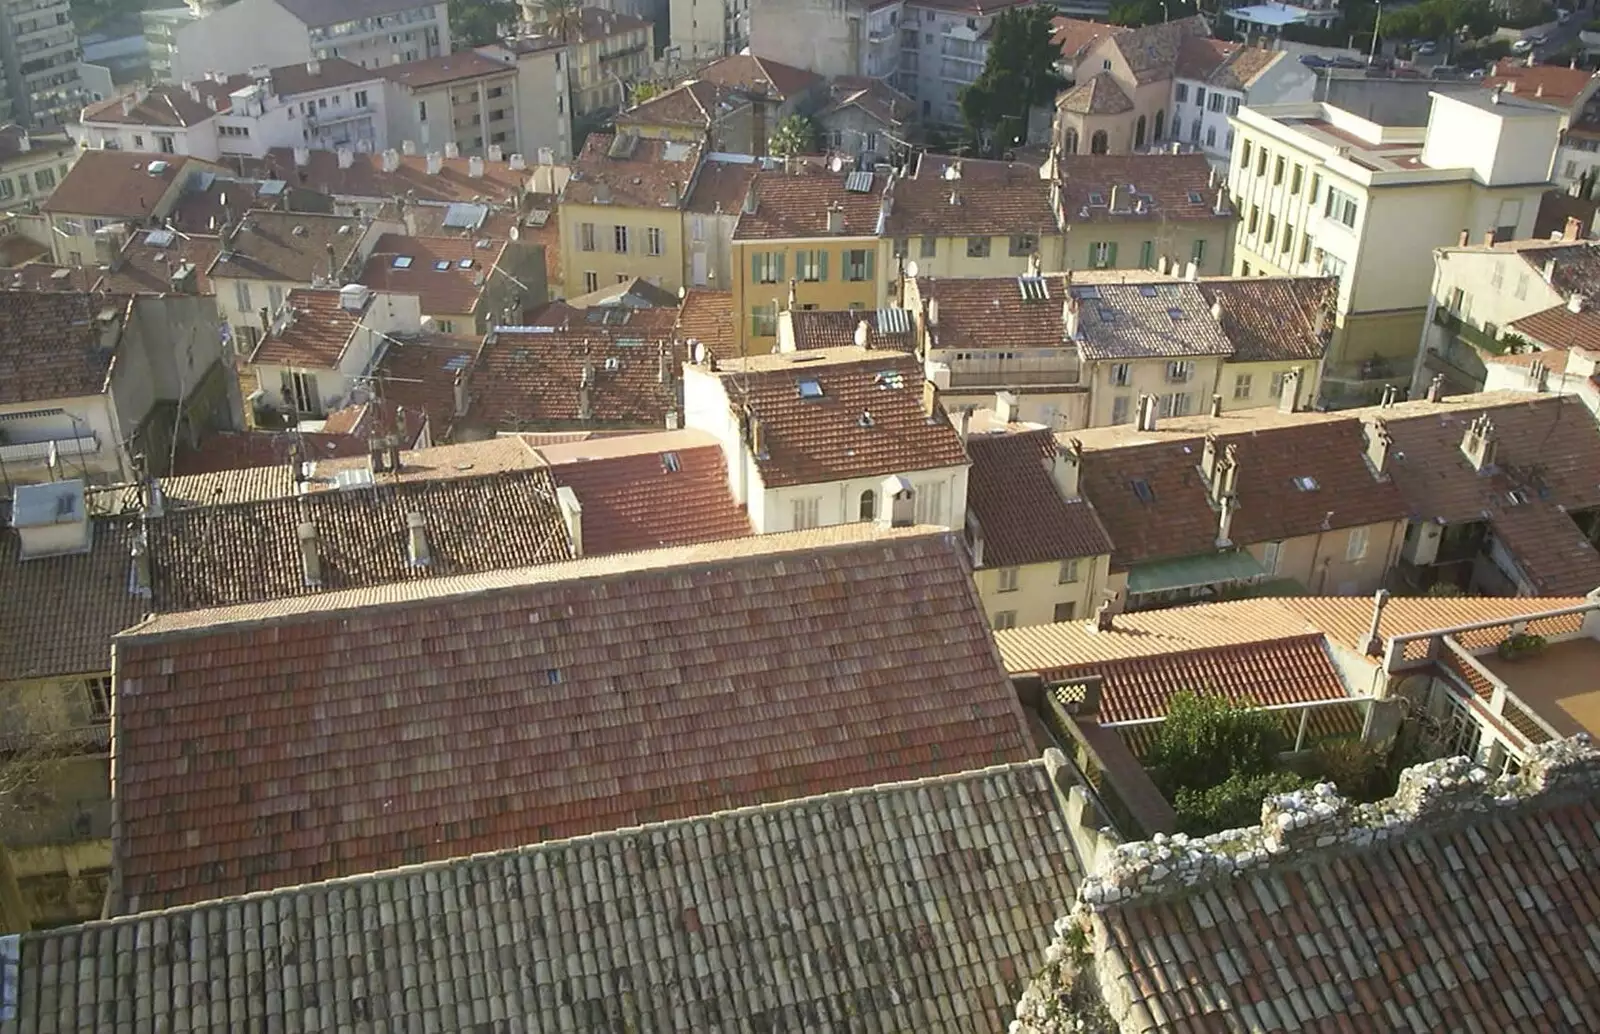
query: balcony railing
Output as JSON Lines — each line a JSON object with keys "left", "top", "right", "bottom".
{"left": 0, "top": 432, "right": 99, "bottom": 465}
{"left": 946, "top": 361, "right": 1081, "bottom": 389}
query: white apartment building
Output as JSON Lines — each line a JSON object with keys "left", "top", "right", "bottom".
{"left": 669, "top": 0, "right": 749, "bottom": 61}
{"left": 0, "top": 0, "right": 84, "bottom": 128}
{"left": 1227, "top": 89, "right": 1560, "bottom": 407}
{"left": 169, "top": 0, "right": 448, "bottom": 83}
{"left": 72, "top": 60, "right": 390, "bottom": 160}
{"left": 1169, "top": 47, "right": 1315, "bottom": 167}
{"left": 899, "top": 0, "right": 1032, "bottom": 126}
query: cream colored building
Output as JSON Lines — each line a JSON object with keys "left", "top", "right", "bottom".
{"left": 670, "top": 0, "right": 748, "bottom": 60}
{"left": 0, "top": 127, "right": 75, "bottom": 213}
{"left": 561, "top": 7, "right": 654, "bottom": 118}
{"left": 1228, "top": 90, "right": 1560, "bottom": 407}
{"left": 881, "top": 156, "right": 1068, "bottom": 281}
{"left": 561, "top": 132, "right": 702, "bottom": 296}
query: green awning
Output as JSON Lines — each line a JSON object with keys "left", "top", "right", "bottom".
{"left": 1126, "top": 550, "right": 1267, "bottom": 596}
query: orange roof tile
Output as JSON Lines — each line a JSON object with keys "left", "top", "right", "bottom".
{"left": 787, "top": 308, "right": 915, "bottom": 351}
{"left": 966, "top": 429, "right": 1113, "bottom": 567}
{"left": 684, "top": 156, "right": 759, "bottom": 215}
{"left": 109, "top": 526, "right": 1034, "bottom": 909}
{"left": 248, "top": 287, "right": 365, "bottom": 367}
{"left": 1484, "top": 59, "right": 1597, "bottom": 111}
{"left": 97, "top": 229, "right": 220, "bottom": 296}
{"left": 372, "top": 332, "right": 482, "bottom": 436}
{"left": 243, "top": 147, "right": 528, "bottom": 205}
{"left": 677, "top": 287, "right": 735, "bottom": 354}
{"left": 564, "top": 133, "right": 701, "bottom": 209}
{"left": 1196, "top": 276, "right": 1335, "bottom": 363}
{"left": 41, "top": 151, "right": 197, "bottom": 220}
{"left": 357, "top": 233, "right": 506, "bottom": 318}
{"left": 1055, "top": 153, "right": 1227, "bottom": 225}
{"left": 696, "top": 54, "right": 822, "bottom": 101}
{"left": 1052, "top": 16, "right": 1128, "bottom": 62}
{"left": 1509, "top": 302, "right": 1600, "bottom": 351}
{"left": 711, "top": 346, "right": 969, "bottom": 487}
{"left": 886, "top": 161, "right": 1056, "bottom": 238}
{"left": 0, "top": 291, "right": 128, "bottom": 404}
{"left": 734, "top": 162, "right": 889, "bottom": 241}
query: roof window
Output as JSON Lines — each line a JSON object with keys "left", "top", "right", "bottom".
{"left": 433, "top": 260, "right": 451, "bottom": 271}
{"left": 797, "top": 378, "right": 823, "bottom": 399}
{"left": 392, "top": 256, "right": 413, "bottom": 268}
{"left": 662, "top": 451, "right": 680, "bottom": 473}
{"left": 1294, "top": 476, "right": 1319, "bottom": 491}
{"left": 1130, "top": 478, "right": 1155, "bottom": 504}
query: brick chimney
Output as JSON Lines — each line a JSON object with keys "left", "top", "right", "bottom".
{"left": 1460, "top": 413, "right": 1499, "bottom": 471}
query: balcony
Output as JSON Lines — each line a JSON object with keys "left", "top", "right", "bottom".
{"left": 946, "top": 355, "right": 1081, "bottom": 389}
{"left": 307, "top": 105, "right": 376, "bottom": 128}
{"left": 0, "top": 432, "right": 99, "bottom": 466}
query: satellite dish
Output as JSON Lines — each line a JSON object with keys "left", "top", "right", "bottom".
{"left": 509, "top": 225, "right": 520, "bottom": 241}
{"left": 678, "top": 285, "right": 687, "bottom": 299}
{"left": 830, "top": 155, "right": 843, "bottom": 172}
{"left": 905, "top": 260, "right": 920, "bottom": 279}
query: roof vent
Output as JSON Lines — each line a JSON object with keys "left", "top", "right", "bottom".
{"left": 406, "top": 511, "right": 431, "bottom": 566}
{"left": 11, "top": 480, "right": 91, "bottom": 559}
{"left": 339, "top": 283, "right": 371, "bottom": 311}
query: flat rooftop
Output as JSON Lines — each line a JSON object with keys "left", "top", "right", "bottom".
{"left": 1277, "top": 116, "right": 1428, "bottom": 172}
{"left": 1479, "top": 636, "right": 1600, "bottom": 741}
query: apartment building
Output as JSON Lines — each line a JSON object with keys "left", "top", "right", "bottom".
{"left": 544, "top": 7, "right": 653, "bottom": 118}
{"left": 170, "top": 0, "right": 448, "bottom": 83}
{"left": 1055, "top": 16, "right": 1207, "bottom": 158}
{"left": 1048, "top": 152, "right": 1236, "bottom": 275}
{"left": 482, "top": 35, "right": 572, "bottom": 161}
{"left": 40, "top": 151, "right": 227, "bottom": 265}
{"left": 381, "top": 50, "right": 524, "bottom": 158}
{"left": 883, "top": 156, "right": 1067, "bottom": 279}
{"left": 615, "top": 54, "right": 821, "bottom": 156}
{"left": 683, "top": 152, "right": 757, "bottom": 289}
{"left": 1481, "top": 58, "right": 1600, "bottom": 195}
{"left": 249, "top": 284, "right": 423, "bottom": 418}
{"left": 1167, "top": 38, "right": 1313, "bottom": 167}
{"left": 1228, "top": 90, "right": 1560, "bottom": 407}
{"left": 141, "top": 6, "right": 197, "bottom": 82}
{"left": 682, "top": 345, "right": 970, "bottom": 532}
{"left": 748, "top": 0, "right": 901, "bottom": 83}
{"left": 562, "top": 131, "right": 703, "bottom": 295}
{"left": 670, "top": 0, "right": 749, "bottom": 60}
{"left": 896, "top": 0, "right": 1035, "bottom": 126}
{"left": 0, "top": 122, "right": 73, "bottom": 211}
{"left": 0, "top": 0, "right": 84, "bottom": 128}
{"left": 73, "top": 60, "right": 389, "bottom": 160}
{"left": 731, "top": 159, "right": 892, "bottom": 352}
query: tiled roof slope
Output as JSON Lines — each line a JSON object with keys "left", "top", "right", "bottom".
{"left": 145, "top": 466, "right": 575, "bottom": 610}
{"left": 696, "top": 53, "right": 822, "bottom": 100}
{"left": 0, "top": 292, "right": 126, "bottom": 404}
{"left": 735, "top": 163, "right": 889, "bottom": 240}
{"left": 789, "top": 307, "right": 916, "bottom": 351}
{"left": 966, "top": 430, "right": 1114, "bottom": 567}
{"left": 1196, "top": 276, "right": 1334, "bottom": 363}
{"left": 1074, "top": 420, "right": 1406, "bottom": 569}
{"left": 676, "top": 287, "right": 735, "bottom": 353}
{"left": 563, "top": 133, "right": 701, "bottom": 209}
{"left": 372, "top": 332, "right": 483, "bottom": 435}
{"left": 355, "top": 233, "right": 506, "bottom": 316}
{"left": 1108, "top": 15, "right": 1211, "bottom": 84}
{"left": 1054, "top": 153, "right": 1225, "bottom": 225}
{"left": 11, "top": 760, "right": 1078, "bottom": 1034}
{"left": 245, "top": 148, "right": 527, "bottom": 205}
{"left": 615, "top": 78, "right": 735, "bottom": 130}
{"left": 208, "top": 210, "right": 365, "bottom": 284}
{"left": 1058, "top": 72, "right": 1134, "bottom": 116}
{"left": 0, "top": 520, "right": 146, "bottom": 681}
{"left": 714, "top": 347, "right": 969, "bottom": 487}
{"left": 41, "top": 151, "right": 195, "bottom": 220}
{"left": 1484, "top": 58, "right": 1596, "bottom": 110}
{"left": 887, "top": 161, "right": 1056, "bottom": 238}
{"left": 1508, "top": 301, "right": 1600, "bottom": 351}
{"left": 97, "top": 229, "right": 221, "bottom": 296}
{"left": 1052, "top": 17, "right": 1128, "bottom": 62}
{"left": 918, "top": 274, "right": 1072, "bottom": 350}
{"left": 247, "top": 287, "right": 363, "bottom": 367}
{"left": 1077, "top": 740, "right": 1600, "bottom": 1033}
{"left": 821, "top": 76, "right": 913, "bottom": 127}
{"left": 108, "top": 527, "right": 1035, "bottom": 909}
{"left": 1071, "top": 281, "right": 1233, "bottom": 360}
{"left": 1513, "top": 239, "right": 1600, "bottom": 295}
{"left": 539, "top": 430, "right": 752, "bottom": 555}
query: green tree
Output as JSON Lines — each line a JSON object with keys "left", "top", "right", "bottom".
{"left": 768, "top": 115, "right": 818, "bottom": 157}
{"left": 448, "top": 0, "right": 519, "bottom": 46}
{"left": 1146, "top": 691, "right": 1289, "bottom": 793}
{"left": 1170, "top": 770, "right": 1307, "bottom": 836}
{"left": 529, "top": 0, "right": 583, "bottom": 39}
{"left": 959, "top": 6, "right": 1066, "bottom": 155}
{"left": 631, "top": 81, "right": 660, "bottom": 105}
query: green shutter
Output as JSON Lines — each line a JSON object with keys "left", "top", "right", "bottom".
{"left": 751, "top": 251, "right": 762, "bottom": 282}
{"left": 864, "top": 249, "right": 875, "bottom": 281}
{"left": 817, "top": 249, "right": 829, "bottom": 282}
{"left": 775, "top": 252, "right": 786, "bottom": 282}
{"left": 1088, "top": 243, "right": 1100, "bottom": 267}
{"left": 1192, "top": 238, "right": 1207, "bottom": 264}
{"left": 1106, "top": 243, "right": 1118, "bottom": 267}
{"left": 1139, "top": 241, "right": 1154, "bottom": 268}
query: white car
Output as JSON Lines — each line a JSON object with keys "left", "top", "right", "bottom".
{"left": 1512, "top": 38, "right": 1535, "bottom": 53}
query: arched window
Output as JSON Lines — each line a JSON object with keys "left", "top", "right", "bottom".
{"left": 1090, "top": 130, "right": 1109, "bottom": 155}
{"left": 1153, "top": 109, "right": 1165, "bottom": 142}
{"left": 1134, "top": 115, "right": 1147, "bottom": 150}
{"left": 1063, "top": 128, "right": 1079, "bottom": 155}
{"left": 859, "top": 490, "right": 877, "bottom": 521}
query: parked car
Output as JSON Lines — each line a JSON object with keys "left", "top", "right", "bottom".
{"left": 1558, "top": 8, "right": 1573, "bottom": 23}
{"left": 1512, "top": 38, "right": 1536, "bottom": 53}
{"left": 1417, "top": 40, "right": 1438, "bottom": 56}
{"left": 1300, "top": 54, "right": 1330, "bottom": 67}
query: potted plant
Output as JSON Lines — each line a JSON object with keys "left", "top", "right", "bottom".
{"left": 1496, "top": 632, "right": 1547, "bottom": 661}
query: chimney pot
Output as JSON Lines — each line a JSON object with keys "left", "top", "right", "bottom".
{"left": 1457, "top": 229, "right": 1470, "bottom": 247}
{"left": 1568, "top": 293, "right": 1585, "bottom": 313}
{"left": 1277, "top": 367, "right": 1303, "bottom": 414}
{"left": 1427, "top": 373, "right": 1445, "bottom": 403}
{"left": 1049, "top": 440, "right": 1083, "bottom": 499}
{"left": 1216, "top": 494, "right": 1237, "bottom": 548}
{"left": 924, "top": 378, "right": 942, "bottom": 420}
{"left": 1093, "top": 595, "right": 1116, "bottom": 632}
{"left": 1483, "top": 229, "right": 1497, "bottom": 247}
{"left": 453, "top": 368, "right": 469, "bottom": 417}
{"left": 1564, "top": 216, "right": 1584, "bottom": 241}
{"left": 1364, "top": 418, "right": 1392, "bottom": 477}
{"left": 1209, "top": 393, "right": 1222, "bottom": 418}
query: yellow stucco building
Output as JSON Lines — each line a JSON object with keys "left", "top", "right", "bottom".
{"left": 561, "top": 131, "right": 703, "bottom": 297}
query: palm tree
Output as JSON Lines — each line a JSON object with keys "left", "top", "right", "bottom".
{"left": 530, "top": 0, "right": 582, "bottom": 40}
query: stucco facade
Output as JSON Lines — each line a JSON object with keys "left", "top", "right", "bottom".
{"left": 974, "top": 554, "right": 1111, "bottom": 630}
{"left": 565, "top": 199, "right": 689, "bottom": 296}
{"left": 731, "top": 236, "right": 882, "bottom": 352}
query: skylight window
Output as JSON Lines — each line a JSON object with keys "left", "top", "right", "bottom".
{"left": 433, "top": 260, "right": 451, "bottom": 271}
{"left": 662, "top": 451, "right": 680, "bottom": 473}
{"left": 874, "top": 369, "right": 905, "bottom": 389}
{"left": 1294, "top": 476, "right": 1319, "bottom": 491}
{"left": 1130, "top": 478, "right": 1155, "bottom": 504}
{"left": 1139, "top": 285, "right": 1158, "bottom": 297}
{"left": 797, "top": 378, "right": 824, "bottom": 399}
{"left": 458, "top": 258, "right": 475, "bottom": 269}
{"left": 392, "top": 256, "right": 413, "bottom": 269}
{"left": 1188, "top": 191, "right": 1205, "bottom": 204}
{"left": 1097, "top": 306, "right": 1117, "bottom": 321}
{"left": 1087, "top": 192, "right": 1106, "bottom": 206}
{"left": 1168, "top": 307, "right": 1186, "bottom": 321}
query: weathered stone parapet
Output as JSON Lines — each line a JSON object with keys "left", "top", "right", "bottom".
{"left": 1075, "top": 735, "right": 1600, "bottom": 913}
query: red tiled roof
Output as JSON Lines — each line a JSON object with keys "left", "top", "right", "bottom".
{"left": 171, "top": 429, "right": 364, "bottom": 474}
{"left": 243, "top": 147, "right": 528, "bottom": 205}
{"left": 916, "top": 274, "right": 1071, "bottom": 351}
{"left": 0, "top": 292, "right": 128, "bottom": 404}
{"left": 564, "top": 133, "right": 702, "bottom": 209}
{"left": 109, "top": 526, "right": 1034, "bottom": 910}
{"left": 1509, "top": 302, "right": 1600, "bottom": 351}
{"left": 677, "top": 287, "right": 735, "bottom": 354}
{"left": 1196, "top": 276, "right": 1335, "bottom": 363}
{"left": 539, "top": 429, "right": 752, "bottom": 555}
{"left": 459, "top": 308, "right": 683, "bottom": 432}
{"left": 357, "top": 234, "right": 505, "bottom": 318}
{"left": 41, "top": 151, "right": 196, "bottom": 220}
{"left": 372, "top": 332, "right": 482, "bottom": 436}
{"left": 966, "top": 429, "right": 1113, "bottom": 567}
{"left": 1052, "top": 17, "right": 1128, "bottom": 62}
{"left": 820, "top": 77, "right": 913, "bottom": 128}
{"left": 1485, "top": 59, "right": 1597, "bottom": 111}
{"left": 886, "top": 161, "right": 1056, "bottom": 238}
{"left": 1058, "top": 73, "right": 1133, "bottom": 116}
{"left": 379, "top": 50, "right": 515, "bottom": 88}
{"left": 684, "top": 156, "right": 759, "bottom": 215}
{"left": 1055, "top": 154, "right": 1227, "bottom": 225}
{"left": 97, "top": 229, "right": 221, "bottom": 297}
{"left": 711, "top": 347, "right": 970, "bottom": 487}
{"left": 1, "top": 263, "right": 98, "bottom": 293}
{"left": 734, "top": 163, "right": 889, "bottom": 241}
{"left": 696, "top": 54, "right": 822, "bottom": 101}
{"left": 207, "top": 210, "right": 366, "bottom": 285}
{"left": 787, "top": 308, "right": 915, "bottom": 351}
{"left": 1045, "top": 634, "right": 1351, "bottom": 723}
{"left": 1488, "top": 501, "right": 1600, "bottom": 595}
{"left": 615, "top": 79, "right": 734, "bottom": 131}
{"left": 248, "top": 287, "right": 364, "bottom": 367}
{"left": 81, "top": 81, "right": 235, "bottom": 127}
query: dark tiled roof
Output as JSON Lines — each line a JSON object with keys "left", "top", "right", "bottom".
{"left": 1076, "top": 421, "right": 1406, "bottom": 569}
{"left": 0, "top": 291, "right": 126, "bottom": 404}
{"left": 81, "top": 81, "right": 235, "bottom": 127}
{"left": 1172, "top": 35, "right": 1237, "bottom": 81}
{"left": 265, "top": 57, "right": 383, "bottom": 95}
{"left": 820, "top": 76, "right": 913, "bottom": 127}
{"left": 109, "top": 527, "right": 1035, "bottom": 910}
{"left": 918, "top": 274, "right": 1072, "bottom": 351}
{"left": 97, "top": 229, "right": 221, "bottom": 296}
{"left": 248, "top": 287, "right": 364, "bottom": 368}
{"left": 696, "top": 54, "right": 822, "bottom": 100}
{"left": 1108, "top": 15, "right": 1211, "bottom": 84}
{"left": 15, "top": 759, "right": 1077, "bottom": 1034}
{"left": 1070, "top": 281, "right": 1233, "bottom": 360}
{"left": 1197, "top": 276, "right": 1334, "bottom": 363}
{"left": 677, "top": 287, "right": 735, "bottom": 353}
{"left": 1514, "top": 240, "right": 1600, "bottom": 295}
{"left": 615, "top": 79, "right": 734, "bottom": 131}
{"left": 244, "top": 148, "right": 527, "bottom": 205}
{"left": 459, "top": 309, "right": 684, "bottom": 432}
{"left": 170, "top": 403, "right": 426, "bottom": 476}
{"left": 734, "top": 163, "right": 889, "bottom": 241}
{"left": 684, "top": 155, "right": 759, "bottom": 214}
{"left": 41, "top": 151, "right": 195, "bottom": 219}
{"left": 788, "top": 308, "right": 915, "bottom": 351}
{"left": 563, "top": 133, "right": 701, "bottom": 209}
{"left": 1057, "top": 72, "right": 1133, "bottom": 115}
{"left": 372, "top": 332, "right": 483, "bottom": 436}
{"left": 540, "top": 429, "right": 752, "bottom": 555}
{"left": 713, "top": 347, "right": 969, "bottom": 487}
{"left": 209, "top": 209, "right": 365, "bottom": 285}
{"left": 563, "top": 275, "right": 679, "bottom": 309}
{"left": 0, "top": 519, "right": 146, "bottom": 681}
{"left": 1509, "top": 301, "right": 1600, "bottom": 351}
{"left": 966, "top": 430, "right": 1113, "bottom": 567}
{"left": 1054, "top": 153, "right": 1227, "bottom": 225}
{"left": 1083, "top": 741, "right": 1600, "bottom": 1033}
{"left": 378, "top": 49, "right": 515, "bottom": 88}
{"left": 886, "top": 161, "right": 1056, "bottom": 238}
{"left": 146, "top": 462, "right": 574, "bottom": 611}
{"left": 356, "top": 233, "right": 505, "bottom": 317}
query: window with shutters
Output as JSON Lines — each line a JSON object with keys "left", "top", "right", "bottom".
{"left": 1089, "top": 241, "right": 1117, "bottom": 268}
{"left": 791, "top": 496, "right": 821, "bottom": 529}
{"left": 579, "top": 222, "right": 596, "bottom": 251}
{"left": 797, "top": 249, "right": 829, "bottom": 281}
{"left": 843, "top": 249, "right": 874, "bottom": 281}
{"left": 751, "top": 252, "right": 784, "bottom": 283}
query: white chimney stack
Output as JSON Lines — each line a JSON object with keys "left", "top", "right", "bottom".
{"left": 556, "top": 485, "right": 584, "bottom": 556}
{"left": 444, "top": 142, "right": 460, "bottom": 159}
{"left": 297, "top": 521, "right": 322, "bottom": 586}
{"left": 381, "top": 148, "right": 401, "bottom": 173}
{"left": 336, "top": 146, "right": 354, "bottom": 170}
{"left": 468, "top": 156, "right": 485, "bottom": 178}
{"left": 293, "top": 146, "right": 311, "bottom": 167}
{"left": 406, "top": 511, "right": 431, "bottom": 566}
{"left": 426, "top": 151, "right": 444, "bottom": 175}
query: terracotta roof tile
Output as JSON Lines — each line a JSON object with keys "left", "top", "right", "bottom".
{"left": 684, "top": 155, "right": 759, "bottom": 214}
{"left": 1055, "top": 153, "right": 1228, "bottom": 224}
{"left": 918, "top": 273, "right": 1071, "bottom": 350}
{"left": 242, "top": 147, "right": 528, "bottom": 205}
{"left": 171, "top": 403, "right": 426, "bottom": 476}
{"left": 1488, "top": 501, "right": 1600, "bottom": 595}
{"left": 886, "top": 161, "right": 1056, "bottom": 238}
{"left": 15, "top": 758, "right": 1076, "bottom": 1034}
{"left": 1210, "top": 44, "right": 1282, "bottom": 89}
{"left": 1052, "top": 16, "right": 1129, "bottom": 62}
{"left": 563, "top": 133, "right": 701, "bottom": 209}
{"left": 539, "top": 429, "right": 752, "bottom": 554}
{"left": 41, "top": 151, "right": 197, "bottom": 220}
{"left": 966, "top": 429, "right": 1114, "bottom": 567}
{"left": 1107, "top": 15, "right": 1210, "bottom": 84}
{"left": 372, "top": 331, "right": 482, "bottom": 435}
{"left": 96, "top": 229, "right": 221, "bottom": 296}
{"left": 615, "top": 78, "right": 733, "bottom": 131}
{"left": 819, "top": 76, "right": 913, "bottom": 127}
{"left": 1195, "top": 275, "right": 1335, "bottom": 362}
{"left": 1509, "top": 301, "right": 1600, "bottom": 350}
{"left": 81, "top": 81, "right": 235, "bottom": 128}
{"left": 676, "top": 287, "right": 735, "bottom": 353}
{"left": 460, "top": 308, "right": 684, "bottom": 432}
{"left": 734, "top": 162, "right": 889, "bottom": 241}
{"left": 1070, "top": 280, "right": 1233, "bottom": 360}
{"left": 208, "top": 210, "right": 365, "bottom": 284}
{"left": 377, "top": 49, "right": 515, "bottom": 88}
{"left": 370, "top": 198, "right": 524, "bottom": 240}
{"left": 108, "top": 526, "right": 1035, "bottom": 910}
{"left": 356, "top": 233, "right": 505, "bottom": 318}
{"left": 248, "top": 287, "right": 365, "bottom": 367}
{"left": 711, "top": 346, "right": 969, "bottom": 487}
{"left": 0, "top": 517, "right": 146, "bottom": 681}
{"left": 1486, "top": 345, "right": 1573, "bottom": 374}
{"left": 1512, "top": 239, "right": 1600, "bottom": 295}
{"left": 787, "top": 307, "right": 916, "bottom": 351}
{"left": 563, "top": 275, "right": 678, "bottom": 309}
{"left": 1072, "top": 420, "right": 1406, "bottom": 569}
{"left": 1172, "top": 35, "right": 1238, "bottom": 80}
{"left": 0, "top": 261, "right": 92, "bottom": 293}
{"left": 1484, "top": 59, "right": 1597, "bottom": 110}
{"left": 1083, "top": 741, "right": 1600, "bottom": 1033}
{"left": 0, "top": 291, "right": 127, "bottom": 404}
{"left": 697, "top": 54, "right": 822, "bottom": 100}
{"left": 1058, "top": 72, "right": 1134, "bottom": 115}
